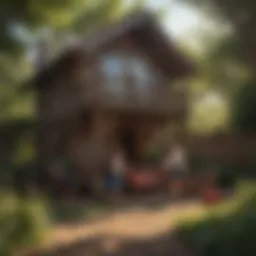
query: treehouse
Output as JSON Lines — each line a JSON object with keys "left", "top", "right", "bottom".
{"left": 33, "top": 11, "right": 194, "bottom": 193}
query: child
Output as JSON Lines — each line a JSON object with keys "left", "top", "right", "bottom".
{"left": 163, "top": 145, "right": 187, "bottom": 176}
{"left": 163, "top": 144, "right": 188, "bottom": 197}
{"left": 106, "top": 149, "right": 126, "bottom": 198}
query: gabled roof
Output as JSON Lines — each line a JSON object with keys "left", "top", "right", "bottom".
{"left": 33, "top": 11, "right": 195, "bottom": 89}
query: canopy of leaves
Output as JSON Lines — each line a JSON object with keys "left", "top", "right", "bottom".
{"left": 0, "top": 0, "right": 145, "bottom": 53}
{"left": 231, "top": 81, "right": 256, "bottom": 132}
{"left": 176, "top": 0, "right": 256, "bottom": 133}
{"left": 177, "top": 0, "right": 256, "bottom": 74}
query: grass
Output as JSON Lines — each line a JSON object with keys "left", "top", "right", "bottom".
{"left": 18, "top": 179, "right": 254, "bottom": 255}
{"left": 46, "top": 179, "right": 256, "bottom": 225}
{"left": 47, "top": 199, "right": 113, "bottom": 225}
{"left": 0, "top": 191, "right": 50, "bottom": 256}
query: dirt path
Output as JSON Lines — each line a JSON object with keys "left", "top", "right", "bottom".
{"left": 34, "top": 199, "right": 204, "bottom": 256}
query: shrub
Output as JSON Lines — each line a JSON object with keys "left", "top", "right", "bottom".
{"left": 144, "top": 148, "right": 163, "bottom": 165}
{"left": 177, "top": 192, "right": 256, "bottom": 256}
{"left": 216, "top": 165, "right": 236, "bottom": 190}
{"left": 0, "top": 192, "right": 49, "bottom": 256}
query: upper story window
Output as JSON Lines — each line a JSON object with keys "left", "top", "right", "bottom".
{"left": 129, "top": 57, "right": 157, "bottom": 87}
{"left": 101, "top": 55, "right": 124, "bottom": 95}
{"left": 131, "top": 59, "right": 149, "bottom": 84}
{"left": 101, "top": 53, "right": 159, "bottom": 98}
{"left": 129, "top": 57, "right": 159, "bottom": 102}
{"left": 102, "top": 55, "right": 122, "bottom": 76}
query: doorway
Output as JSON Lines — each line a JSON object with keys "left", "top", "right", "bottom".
{"left": 119, "top": 129, "right": 138, "bottom": 162}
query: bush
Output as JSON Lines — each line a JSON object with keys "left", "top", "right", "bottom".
{"left": 231, "top": 81, "right": 256, "bottom": 132}
{"left": 216, "top": 165, "right": 236, "bottom": 190}
{"left": 12, "top": 162, "right": 39, "bottom": 193}
{"left": 177, "top": 192, "right": 256, "bottom": 256}
{"left": 0, "top": 192, "right": 49, "bottom": 256}
{"left": 144, "top": 148, "right": 163, "bottom": 165}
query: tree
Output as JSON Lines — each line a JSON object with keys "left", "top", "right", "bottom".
{"left": 176, "top": 0, "right": 256, "bottom": 133}
{"left": 0, "top": 0, "right": 146, "bottom": 53}
{"left": 231, "top": 81, "right": 256, "bottom": 132}
{"left": 177, "top": 0, "right": 256, "bottom": 75}
{"left": 0, "top": 0, "right": 146, "bottom": 120}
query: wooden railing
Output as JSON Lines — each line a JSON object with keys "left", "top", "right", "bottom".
{"left": 187, "top": 134, "right": 256, "bottom": 164}
{"left": 82, "top": 82, "right": 187, "bottom": 115}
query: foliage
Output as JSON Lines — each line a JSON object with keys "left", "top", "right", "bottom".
{"left": 0, "top": 119, "right": 36, "bottom": 187}
{"left": 231, "top": 81, "right": 256, "bottom": 132}
{"left": 0, "top": 192, "right": 49, "bottom": 256}
{"left": 48, "top": 200, "right": 111, "bottom": 224}
{"left": 176, "top": 0, "right": 256, "bottom": 133}
{"left": 177, "top": 183, "right": 256, "bottom": 256}
{"left": 177, "top": 0, "right": 256, "bottom": 76}
{"left": 0, "top": 0, "right": 92, "bottom": 52}
{"left": 188, "top": 90, "right": 229, "bottom": 134}
{"left": 144, "top": 147, "right": 163, "bottom": 165}
{"left": 0, "top": 0, "right": 146, "bottom": 55}
{"left": 0, "top": 54, "right": 34, "bottom": 120}
{"left": 71, "top": 0, "right": 146, "bottom": 34}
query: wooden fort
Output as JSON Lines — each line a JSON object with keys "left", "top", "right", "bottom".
{"left": 32, "top": 11, "right": 194, "bottom": 192}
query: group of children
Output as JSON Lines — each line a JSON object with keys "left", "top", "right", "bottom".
{"left": 105, "top": 144, "right": 188, "bottom": 196}
{"left": 48, "top": 143, "right": 188, "bottom": 198}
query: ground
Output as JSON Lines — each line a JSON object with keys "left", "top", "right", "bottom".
{"left": 30, "top": 196, "right": 206, "bottom": 256}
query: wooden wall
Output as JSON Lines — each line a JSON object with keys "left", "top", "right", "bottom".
{"left": 187, "top": 134, "right": 256, "bottom": 164}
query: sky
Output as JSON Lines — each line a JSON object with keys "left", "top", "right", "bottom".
{"left": 144, "top": 0, "right": 228, "bottom": 116}
{"left": 144, "top": 0, "right": 213, "bottom": 53}
{"left": 145, "top": 0, "right": 202, "bottom": 38}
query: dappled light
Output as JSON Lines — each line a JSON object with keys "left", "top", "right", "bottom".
{"left": 0, "top": 0, "right": 256, "bottom": 255}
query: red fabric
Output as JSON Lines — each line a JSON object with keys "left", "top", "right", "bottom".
{"left": 203, "top": 188, "right": 222, "bottom": 204}
{"left": 126, "top": 168, "right": 164, "bottom": 191}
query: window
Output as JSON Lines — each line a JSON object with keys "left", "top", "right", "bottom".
{"left": 101, "top": 55, "right": 124, "bottom": 95}
{"left": 131, "top": 59, "right": 149, "bottom": 85}
{"left": 129, "top": 57, "right": 157, "bottom": 87}
{"left": 102, "top": 55, "right": 121, "bottom": 76}
{"left": 129, "top": 57, "right": 157, "bottom": 101}
{"left": 100, "top": 54, "right": 159, "bottom": 101}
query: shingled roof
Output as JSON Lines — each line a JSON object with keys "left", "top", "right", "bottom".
{"left": 32, "top": 11, "right": 194, "bottom": 89}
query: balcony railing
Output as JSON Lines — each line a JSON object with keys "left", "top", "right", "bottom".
{"left": 82, "top": 82, "right": 187, "bottom": 116}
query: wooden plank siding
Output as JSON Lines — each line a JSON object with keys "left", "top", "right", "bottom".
{"left": 187, "top": 134, "right": 256, "bottom": 164}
